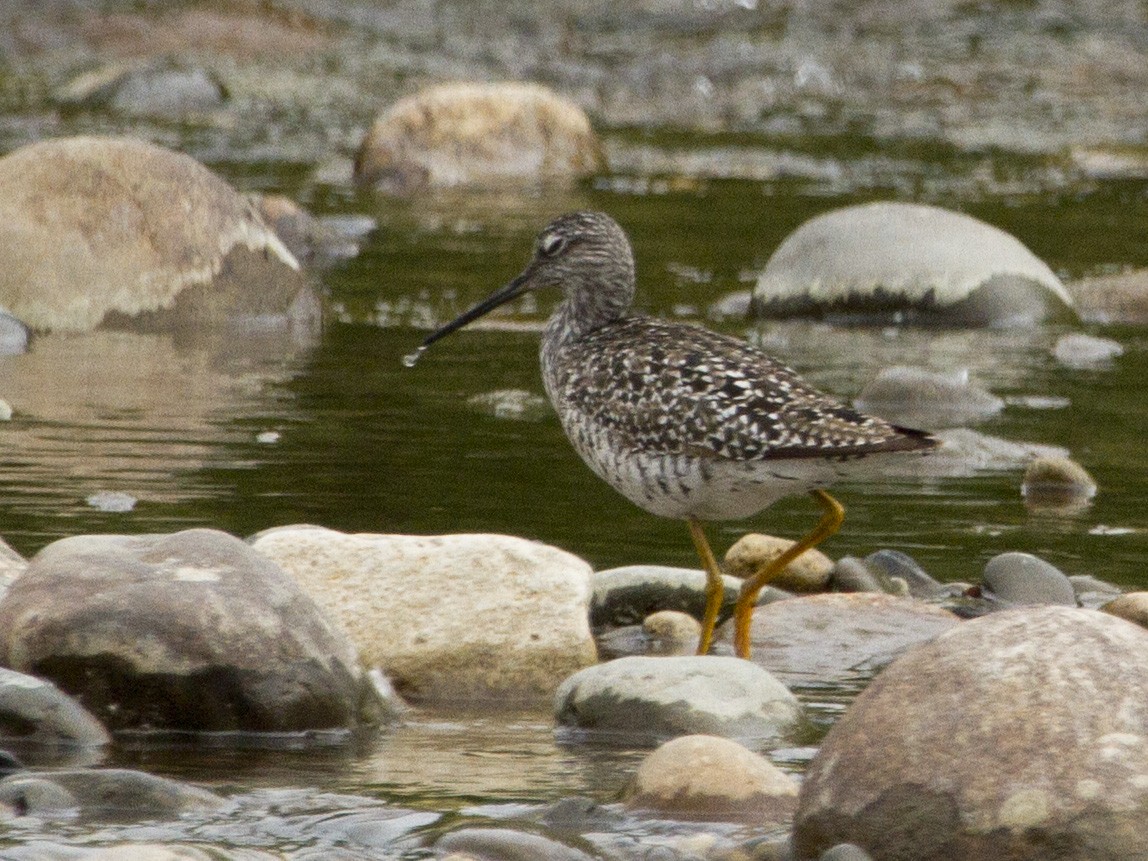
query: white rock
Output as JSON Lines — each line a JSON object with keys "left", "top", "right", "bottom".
{"left": 250, "top": 527, "right": 597, "bottom": 703}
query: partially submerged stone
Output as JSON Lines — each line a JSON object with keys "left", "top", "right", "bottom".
{"left": 0, "top": 667, "right": 110, "bottom": 746}
{"left": 794, "top": 606, "right": 1148, "bottom": 861}
{"left": 1052, "top": 333, "right": 1125, "bottom": 368}
{"left": 0, "top": 528, "right": 383, "bottom": 733}
{"left": 1067, "top": 268, "right": 1148, "bottom": 325}
{"left": 854, "top": 366, "right": 1003, "bottom": 429}
{"left": 353, "top": 82, "right": 606, "bottom": 194}
{"left": 624, "top": 734, "right": 798, "bottom": 823}
{"left": 554, "top": 655, "right": 800, "bottom": 746}
{"left": 982, "top": 551, "right": 1076, "bottom": 606}
{"left": 0, "top": 135, "right": 304, "bottom": 333}
{"left": 1022, "top": 455, "right": 1098, "bottom": 510}
{"left": 753, "top": 202, "right": 1074, "bottom": 327}
{"left": 250, "top": 527, "right": 597, "bottom": 704}
{"left": 0, "top": 768, "right": 223, "bottom": 819}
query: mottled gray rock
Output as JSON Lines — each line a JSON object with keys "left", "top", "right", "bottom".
{"left": 854, "top": 366, "right": 1003, "bottom": 429}
{"left": 624, "top": 734, "right": 798, "bottom": 823}
{"left": 0, "top": 135, "right": 303, "bottom": 333}
{"left": 982, "top": 552, "right": 1076, "bottom": 606}
{"left": 554, "top": 655, "right": 800, "bottom": 746}
{"left": 1052, "top": 333, "right": 1124, "bottom": 368}
{"left": 435, "top": 826, "right": 595, "bottom": 861}
{"left": 0, "top": 528, "right": 384, "bottom": 733}
{"left": 724, "top": 533, "right": 833, "bottom": 593}
{"left": 0, "top": 768, "right": 223, "bottom": 819}
{"left": 732, "top": 593, "right": 959, "bottom": 687}
{"left": 250, "top": 527, "right": 596, "bottom": 704}
{"left": 58, "top": 58, "right": 227, "bottom": 118}
{"left": 0, "top": 667, "right": 110, "bottom": 746}
{"left": 753, "top": 203, "right": 1074, "bottom": 327}
{"left": 354, "top": 82, "right": 606, "bottom": 194}
{"left": 795, "top": 606, "right": 1148, "bottom": 861}
{"left": 591, "top": 565, "right": 743, "bottom": 628}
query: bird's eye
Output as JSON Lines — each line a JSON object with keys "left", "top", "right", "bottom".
{"left": 538, "top": 232, "right": 566, "bottom": 257}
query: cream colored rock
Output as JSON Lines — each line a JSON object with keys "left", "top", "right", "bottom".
{"left": 1101, "top": 592, "right": 1148, "bottom": 628}
{"left": 625, "top": 734, "right": 798, "bottom": 823}
{"left": 724, "top": 532, "right": 832, "bottom": 593}
{"left": 0, "top": 135, "right": 301, "bottom": 332}
{"left": 250, "top": 527, "right": 597, "bottom": 703}
{"left": 353, "top": 82, "right": 606, "bottom": 193}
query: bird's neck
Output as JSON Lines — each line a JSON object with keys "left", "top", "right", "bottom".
{"left": 546, "top": 279, "right": 633, "bottom": 345}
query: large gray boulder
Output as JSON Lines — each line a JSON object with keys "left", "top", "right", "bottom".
{"left": 794, "top": 606, "right": 1148, "bottom": 860}
{"left": 0, "top": 529, "right": 385, "bottom": 733}
{"left": 0, "top": 135, "right": 307, "bottom": 333}
{"left": 753, "top": 202, "right": 1074, "bottom": 327}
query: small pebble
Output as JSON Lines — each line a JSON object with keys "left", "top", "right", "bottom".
{"left": 982, "top": 552, "right": 1075, "bottom": 606}
{"left": 255, "top": 431, "right": 281, "bottom": 444}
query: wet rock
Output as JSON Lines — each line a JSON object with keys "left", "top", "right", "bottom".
{"left": 1022, "top": 455, "right": 1098, "bottom": 510}
{"left": 1100, "top": 592, "right": 1148, "bottom": 629}
{"left": 752, "top": 202, "right": 1073, "bottom": 327}
{"left": 250, "top": 526, "right": 596, "bottom": 704}
{"left": 0, "top": 846, "right": 283, "bottom": 861}
{"left": 0, "top": 135, "right": 304, "bottom": 333}
{"left": 624, "top": 734, "right": 798, "bottom": 823}
{"left": 0, "top": 309, "right": 30, "bottom": 356}
{"left": 1052, "top": 333, "right": 1124, "bottom": 369}
{"left": 794, "top": 606, "right": 1148, "bottom": 861}
{"left": 58, "top": 58, "right": 227, "bottom": 118}
{"left": 0, "top": 767, "right": 223, "bottom": 819}
{"left": 0, "top": 528, "right": 383, "bottom": 733}
{"left": 553, "top": 655, "right": 800, "bottom": 746}
{"left": 590, "top": 565, "right": 742, "bottom": 628}
{"left": 982, "top": 551, "right": 1076, "bottom": 606}
{"left": 0, "top": 667, "right": 110, "bottom": 746}
{"left": 353, "top": 82, "right": 606, "bottom": 194}
{"left": 861, "top": 550, "right": 945, "bottom": 599}
{"left": 251, "top": 193, "right": 368, "bottom": 264}
{"left": 435, "top": 826, "right": 595, "bottom": 861}
{"left": 1069, "top": 575, "right": 1123, "bottom": 611}
{"left": 854, "top": 366, "right": 1003, "bottom": 429}
{"left": 642, "top": 610, "right": 702, "bottom": 651}
{"left": 819, "top": 845, "right": 875, "bottom": 861}
{"left": 731, "top": 593, "right": 959, "bottom": 687}
{"left": 1067, "top": 268, "right": 1148, "bottom": 325}
{"left": 923, "top": 428, "right": 1068, "bottom": 475}
{"left": 724, "top": 533, "right": 833, "bottom": 593}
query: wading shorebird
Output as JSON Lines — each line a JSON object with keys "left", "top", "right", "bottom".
{"left": 406, "top": 211, "right": 936, "bottom": 658}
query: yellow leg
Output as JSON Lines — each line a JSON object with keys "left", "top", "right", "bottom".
{"left": 733, "top": 489, "right": 845, "bottom": 659}
{"left": 688, "top": 518, "right": 724, "bottom": 656}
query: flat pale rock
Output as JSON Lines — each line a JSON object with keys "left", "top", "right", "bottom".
{"left": 354, "top": 81, "right": 606, "bottom": 194}
{"left": 554, "top": 655, "right": 800, "bottom": 746}
{"left": 625, "top": 734, "right": 798, "bottom": 823}
{"left": 728, "top": 592, "right": 960, "bottom": 687}
{"left": 795, "top": 606, "right": 1148, "bottom": 861}
{"left": 250, "top": 527, "right": 597, "bottom": 704}
{"left": 753, "top": 202, "right": 1073, "bottom": 327}
{"left": 0, "top": 135, "right": 303, "bottom": 333}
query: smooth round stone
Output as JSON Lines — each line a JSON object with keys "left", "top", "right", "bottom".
{"left": 724, "top": 533, "right": 833, "bottom": 593}
{"left": 354, "top": 82, "right": 606, "bottom": 194}
{"left": 0, "top": 667, "right": 110, "bottom": 746}
{"left": 58, "top": 58, "right": 226, "bottom": 118}
{"left": 554, "top": 655, "right": 800, "bottom": 746}
{"left": 1052, "top": 333, "right": 1124, "bottom": 368}
{"left": 1068, "top": 268, "right": 1148, "bottom": 325}
{"left": 854, "top": 366, "right": 1003, "bottom": 429}
{"left": 982, "top": 552, "right": 1076, "bottom": 606}
{"left": 753, "top": 202, "right": 1073, "bottom": 327}
{"left": 819, "top": 845, "right": 876, "bottom": 861}
{"left": 730, "top": 593, "right": 959, "bottom": 687}
{"left": 1100, "top": 592, "right": 1148, "bottom": 628}
{"left": 1022, "top": 455, "right": 1098, "bottom": 509}
{"left": 643, "top": 610, "right": 702, "bottom": 649}
{"left": 794, "top": 607, "right": 1148, "bottom": 860}
{"left": 0, "top": 528, "right": 384, "bottom": 733}
{"left": 250, "top": 527, "right": 597, "bottom": 704}
{"left": 594, "top": 610, "right": 700, "bottom": 659}
{"left": 0, "top": 135, "right": 302, "bottom": 333}
{"left": 435, "top": 826, "right": 595, "bottom": 861}
{"left": 0, "top": 768, "right": 223, "bottom": 819}
{"left": 590, "top": 565, "right": 742, "bottom": 628}
{"left": 863, "top": 549, "right": 945, "bottom": 598}
{"left": 624, "top": 734, "right": 798, "bottom": 823}
{"left": 829, "top": 557, "right": 887, "bottom": 594}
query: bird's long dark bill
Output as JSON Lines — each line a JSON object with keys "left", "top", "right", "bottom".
{"left": 420, "top": 272, "right": 529, "bottom": 350}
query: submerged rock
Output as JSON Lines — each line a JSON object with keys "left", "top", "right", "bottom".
{"left": 1052, "top": 333, "right": 1124, "bottom": 369}
{"left": 1067, "top": 268, "right": 1148, "bottom": 325}
{"left": 0, "top": 135, "right": 304, "bottom": 333}
{"left": 624, "top": 734, "right": 798, "bottom": 823}
{"left": 794, "top": 606, "right": 1148, "bottom": 861}
{"left": 0, "top": 768, "right": 223, "bottom": 819}
{"left": 250, "top": 527, "right": 597, "bottom": 704}
{"left": 0, "top": 528, "right": 383, "bottom": 733}
{"left": 554, "top": 655, "right": 800, "bottom": 746}
{"left": 752, "top": 202, "right": 1074, "bottom": 327}
{"left": 1021, "top": 455, "right": 1098, "bottom": 510}
{"left": 353, "top": 82, "right": 606, "bottom": 194}
{"left": 0, "top": 667, "right": 110, "bottom": 746}
{"left": 435, "top": 827, "right": 595, "bottom": 861}
{"left": 854, "top": 366, "right": 1003, "bottom": 429}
